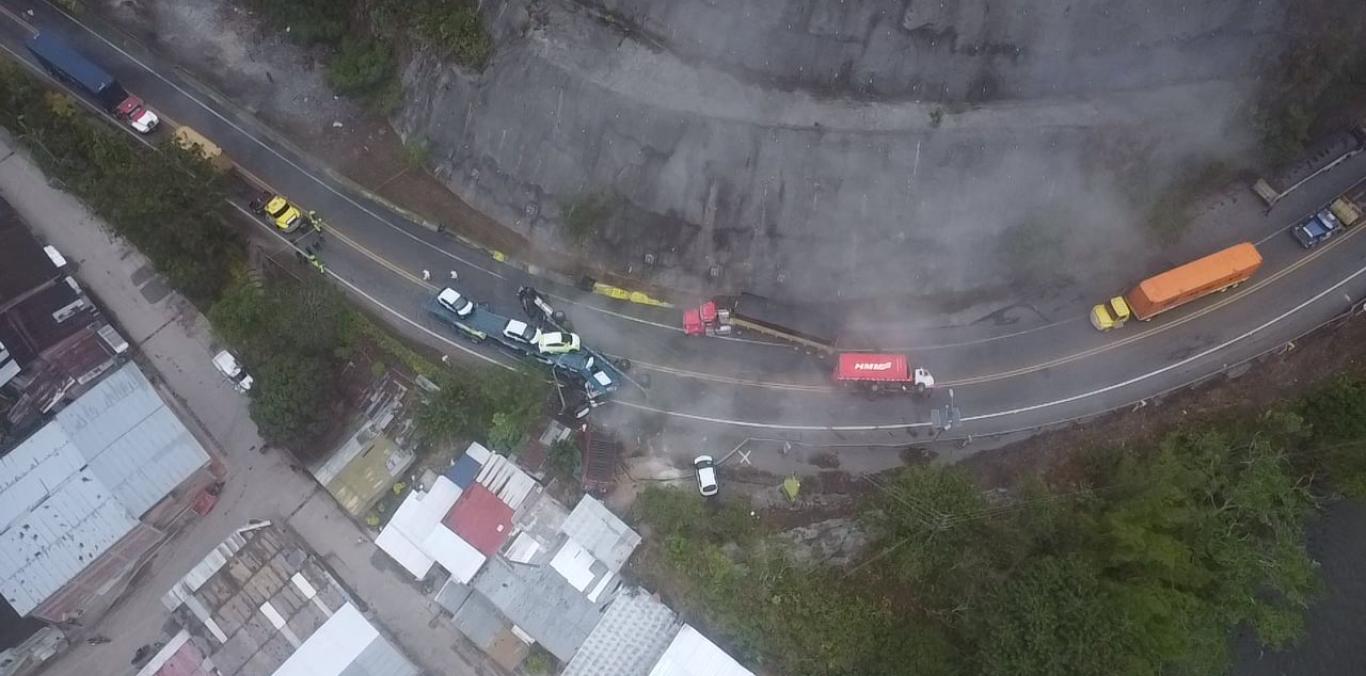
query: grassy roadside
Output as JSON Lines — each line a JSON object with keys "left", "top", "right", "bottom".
{"left": 0, "top": 59, "right": 546, "bottom": 460}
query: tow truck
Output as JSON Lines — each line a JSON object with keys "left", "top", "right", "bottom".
{"left": 426, "top": 287, "right": 628, "bottom": 409}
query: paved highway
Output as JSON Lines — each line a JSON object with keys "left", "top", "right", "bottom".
{"left": 5, "top": 0, "right": 1366, "bottom": 444}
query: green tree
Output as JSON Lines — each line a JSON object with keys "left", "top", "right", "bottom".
{"left": 327, "top": 38, "right": 395, "bottom": 97}
{"left": 478, "top": 368, "right": 545, "bottom": 452}
{"left": 250, "top": 355, "right": 334, "bottom": 450}
{"left": 547, "top": 438, "right": 581, "bottom": 479}
{"left": 414, "top": 374, "right": 484, "bottom": 445}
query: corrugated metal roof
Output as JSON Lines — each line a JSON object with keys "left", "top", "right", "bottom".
{"left": 449, "top": 589, "right": 512, "bottom": 650}
{"left": 563, "top": 587, "right": 680, "bottom": 676}
{"left": 474, "top": 454, "right": 537, "bottom": 511}
{"left": 0, "top": 424, "right": 83, "bottom": 531}
{"left": 561, "top": 497, "right": 641, "bottom": 573}
{"left": 647, "top": 625, "right": 753, "bottom": 676}
{"left": 0, "top": 363, "right": 208, "bottom": 615}
{"left": 470, "top": 557, "right": 610, "bottom": 662}
{"left": 0, "top": 468, "right": 137, "bottom": 614}
{"left": 57, "top": 364, "right": 209, "bottom": 516}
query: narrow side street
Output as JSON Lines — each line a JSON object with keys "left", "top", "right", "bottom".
{"left": 0, "top": 133, "right": 495, "bottom": 676}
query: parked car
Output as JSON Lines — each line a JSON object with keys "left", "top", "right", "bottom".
{"left": 693, "top": 455, "right": 719, "bottom": 497}
{"left": 1290, "top": 209, "right": 1341, "bottom": 249}
{"left": 536, "top": 331, "right": 581, "bottom": 355}
{"left": 503, "top": 318, "right": 541, "bottom": 344}
{"left": 437, "top": 287, "right": 474, "bottom": 317}
{"left": 212, "top": 350, "right": 253, "bottom": 392}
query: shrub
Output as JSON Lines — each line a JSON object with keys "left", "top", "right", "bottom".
{"left": 327, "top": 38, "right": 396, "bottom": 98}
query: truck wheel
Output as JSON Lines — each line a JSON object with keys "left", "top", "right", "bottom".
{"left": 614, "top": 358, "right": 632, "bottom": 372}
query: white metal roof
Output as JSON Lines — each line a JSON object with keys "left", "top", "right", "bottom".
{"left": 420, "top": 523, "right": 486, "bottom": 584}
{"left": 549, "top": 539, "right": 598, "bottom": 592}
{"left": 374, "top": 476, "right": 464, "bottom": 580}
{"left": 273, "top": 602, "right": 417, "bottom": 676}
{"left": 648, "top": 625, "right": 753, "bottom": 676}
{"left": 0, "top": 364, "right": 208, "bottom": 615}
{"left": 374, "top": 527, "right": 434, "bottom": 579}
{"left": 561, "top": 496, "right": 641, "bottom": 573}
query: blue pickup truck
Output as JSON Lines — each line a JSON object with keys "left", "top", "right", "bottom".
{"left": 1290, "top": 209, "right": 1342, "bottom": 249}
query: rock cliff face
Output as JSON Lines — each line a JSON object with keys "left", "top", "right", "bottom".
{"left": 394, "top": 0, "right": 1284, "bottom": 303}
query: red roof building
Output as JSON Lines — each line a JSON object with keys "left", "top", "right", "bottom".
{"left": 443, "top": 485, "right": 515, "bottom": 557}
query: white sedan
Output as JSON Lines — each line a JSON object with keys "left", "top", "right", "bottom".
{"left": 693, "top": 455, "right": 719, "bottom": 497}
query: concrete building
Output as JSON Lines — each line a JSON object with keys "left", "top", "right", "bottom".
{"left": 0, "top": 362, "right": 212, "bottom": 623}
{"left": 143, "top": 521, "right": 418, "bottom": 676}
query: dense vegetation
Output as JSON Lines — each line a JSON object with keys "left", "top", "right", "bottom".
{"left": 1256, "top": 0, "right": 1366, "bottom": 163}
{"left": 414, "top": 366, "right": 548, "bottom": 454}
{"left": 0, "top": 62, "right": 242, "bottom": 302}
{"left": 0, "top": 60, "right": 545, "bottom": 457}
{"left": 246, "top": 0, "right": 492, "bottom": 109}
{"left": 638, "top": 376, "right": 1366, "bottom": 676}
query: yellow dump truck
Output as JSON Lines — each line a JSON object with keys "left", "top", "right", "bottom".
{"left": 172, "top": 126, "right": 231, "bottom": 171}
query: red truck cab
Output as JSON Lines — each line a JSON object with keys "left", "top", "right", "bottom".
{"left": 113, "top": 95, "right": 159, "bottom": 134}
{"left": 683, "top": 300, "right": 720, "bottom": 336}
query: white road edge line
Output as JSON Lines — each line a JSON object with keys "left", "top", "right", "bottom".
{"left": 615, "top": 259, "right": 1366, "bottom": 430}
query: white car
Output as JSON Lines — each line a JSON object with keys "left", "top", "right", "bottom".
{"left": 536, "top": 331, "right": 581, "bottom": 354}
{"left": 437, "top": 287, "right": 474, "bottom": 317}
{"left": 503, "top": 319, "right": 541, "bottom": 344}
{"left": 212, "top": 350, "right": 253, "bottom": 392}
{"left": 693, "top": 455, "right": 718, "bottom": 497}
